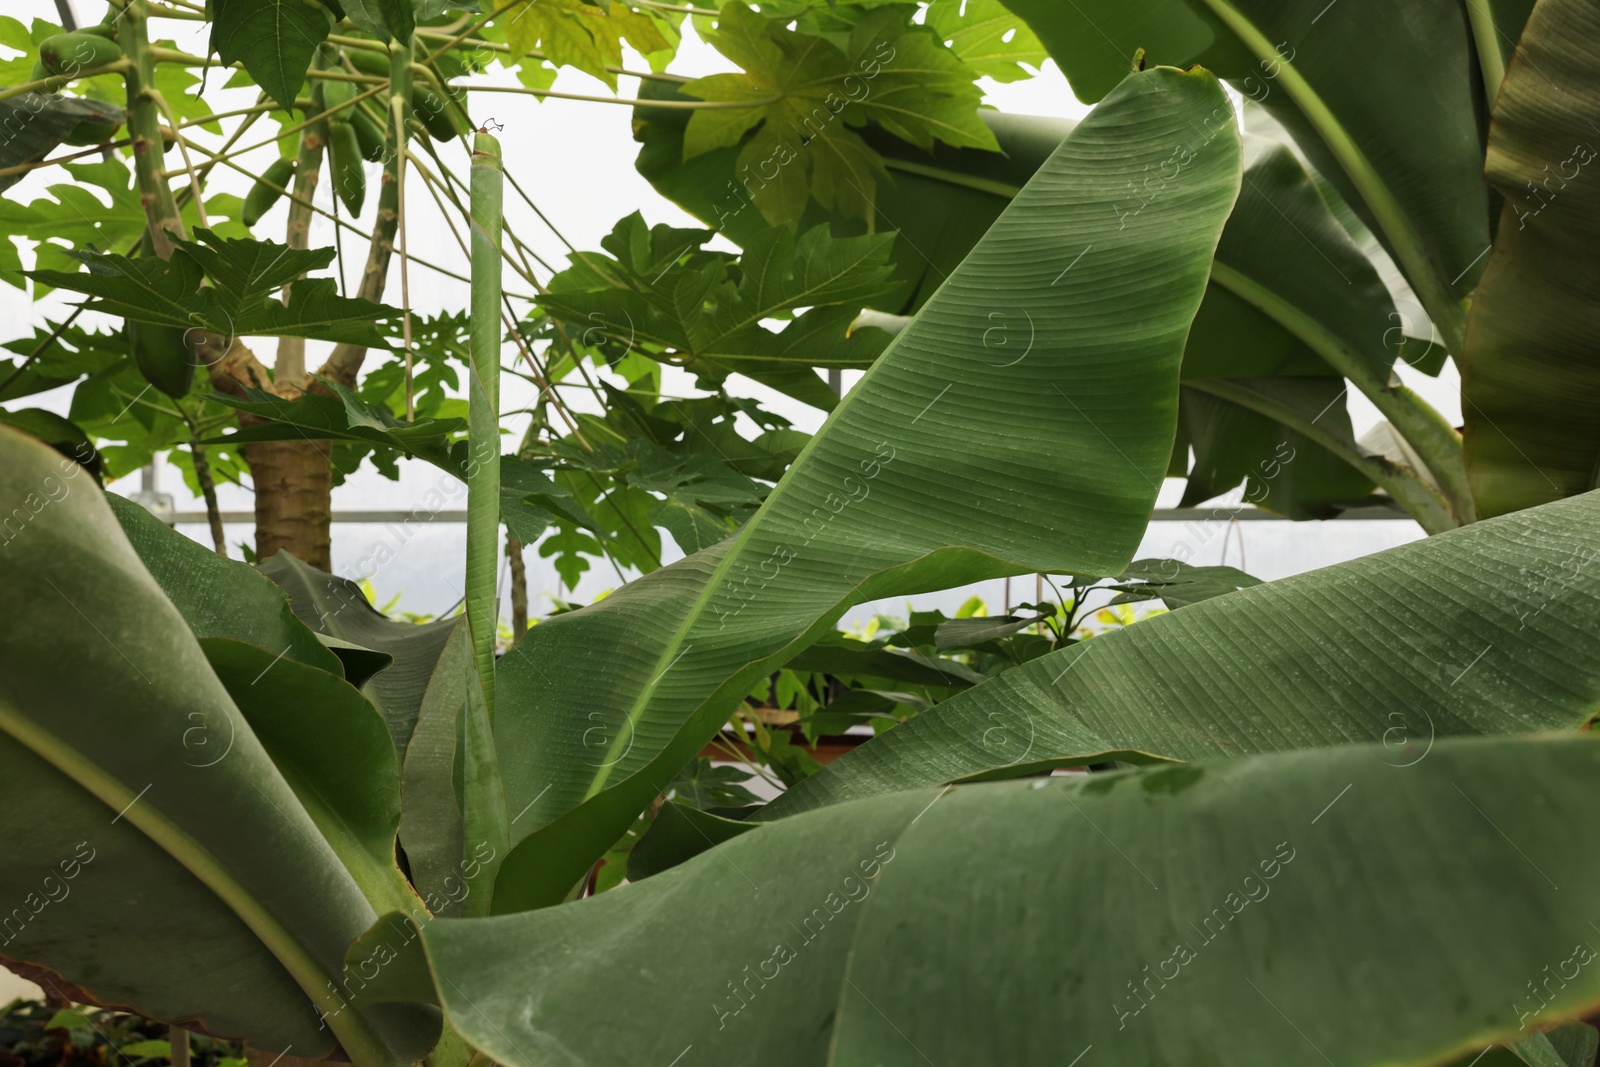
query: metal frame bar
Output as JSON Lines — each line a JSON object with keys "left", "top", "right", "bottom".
{"left": 163, "top": 505, "right": 1416, "bottom": 525}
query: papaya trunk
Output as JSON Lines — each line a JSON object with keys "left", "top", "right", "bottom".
{"left": 248, "top": 69, "right": 331, "bottom": 567}
{"left": 255, "top": 41, "right": 411, "bottom": 568}
{"left": 245, "top": 437, "right": 334, "bottom": 570}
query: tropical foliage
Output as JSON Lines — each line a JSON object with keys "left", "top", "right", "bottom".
{"left": 3, "top": 0, "right": 1600, "bottom": 1065}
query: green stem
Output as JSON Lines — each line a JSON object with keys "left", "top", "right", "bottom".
{"left": 1464, "top": 0, "right": 1507, "bottom": 111}
{"left": 275, "top": 66, "right": 329, "bottom": 386}
{"left": 0, "top": 60, "right": 129, "bottom": 102}
{"left": 460, "top": 82, "right": 778, "bottom": 108}
{"left": 467, "top": 130, "right": 504, "bottom": 719}
{"left": 1196, "top": 0, "right": 1469, "bottom": 355}
{"left": 881, "top": 157, "right": 1022, "bottom": 198}
{"left": 1209, "top": 262, "right": 1476, "bottom": 524}
{"left": 121, "top": 3, "right": 184, "bottom": 259}
{"left": 1187, "top": 378, "right": 1457, "bottom": 535}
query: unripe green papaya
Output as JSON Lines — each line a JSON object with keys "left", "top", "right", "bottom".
{"left": 411, "top": 85, "right": 460, "bottom": 142}
{"left": 63, "top": 115, "right": 122, "bottom": 145}
{"left": 38, "top": 31, "right": 122, "bottom": 78}
{"left": 344, "top": 47, "right": 392, "bottom": 78}
{"left": 328, "top": 121, "right": 366, "bottom": 215}
{"left": 79, "top": 23, "right": 117, "bottom": 40}
{"left": 128, "top": 318, "right": 196, "bottom": 399}
{"left": 320, "top": 77, "right": 355, "bottom": 113}
{"left": 30, "top": 59, "right": 51, "bottom": 87}
{"left": 243, "top": 157, "right": 296, "bottom": 226}
{"left": 350, "top": 107, "right": 386, "bottom": 161}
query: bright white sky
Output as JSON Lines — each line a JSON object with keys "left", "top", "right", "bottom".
{"left": 2, "top": 0, "right": 1446, "bottom": 621}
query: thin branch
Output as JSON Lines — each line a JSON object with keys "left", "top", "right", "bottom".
{"left": 190, "top": 438, "right": 229, "bottom": 555}
{"left": 391, "top": 91, "right": 416, "bottom": 419}
{"left": 0, "top": 60, "right": 130, "bottom": 103}
{"left": 0, "top": 141, "right": 134, "bottom": 180}
{"left": 419, "top": 0, "right": 527, "bottom": 66}
{"left": 409, "top": 142, "right": 549, "bottom": 288}
{"left": 0, "top": 308, "right": 85, "bottom": 395}
{"left": 206, "top": 78, "right": 390, "bottom": 163}
{"left": 456, "top": 82, "right": 775, "bottom": 108}
{"left": 635, "top": 0, "right": 722, "bottom": 15}
{"left": 146, "top": 89, "right": 209, "bottom": 228}
{"left": 170, "top": 131, "right": 537, "bottom": 296}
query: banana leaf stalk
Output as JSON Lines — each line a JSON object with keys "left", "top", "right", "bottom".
{"left": 466, "top": 130, "right": 502, "bottom": 717}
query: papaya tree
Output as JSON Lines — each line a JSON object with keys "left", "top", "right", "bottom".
{"left": 0, "top": 0, "right": 1032, "bottom": 584}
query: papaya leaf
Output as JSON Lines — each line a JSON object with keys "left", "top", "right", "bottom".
{"left": 210, "top": 0, "right": 336, "bottom": 112}
{"left": 28, "top": 230, "right": 401, "bottom": 346}
{"left": 681, "top": 4, "right": 998, "bottom": 226}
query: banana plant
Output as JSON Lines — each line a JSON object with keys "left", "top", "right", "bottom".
{"left": 6, "top": 47, "right": 1600, "bottom": 1067}
{"left": 627, "top": 0, "right": 1600, "bottom": 534}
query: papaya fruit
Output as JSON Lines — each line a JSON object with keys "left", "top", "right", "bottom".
{"left": 63, "top": 115, "right": 122, "bottom": 145}
{"left": 328, "top": 121, "right": 366, "bottom": 215}
{"left": 320, "top": 77, "right": 355, "bottom": 113}
{"left": 243, "top": 157, "right": 296, "bottom": 226}
{"left": 411, "top": 85, "right": 461, "bottom": 142}
{"left": 350, "top": 107, "right": 386, "bottom": 161}
{"left": 38, "top": 31, "right": 122, "bottom": 78}
{"left": 344, "top": 46, "right": 392, "bottom": 79}
{"left": 127, "top": 318, "right": 197, "bottom": 400}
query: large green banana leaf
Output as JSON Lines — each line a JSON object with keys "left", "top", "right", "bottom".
{"left": 409, "top": 737, "right": 1600, "bottom": 1067}
{"left": 765, "top": 489, "right": 1600, "bottom": 818}
{"left": 646, "top": 81, "right": 1442, "bottom": 520}
{"left": 1177, "top": 132, "right": 1421, "bottom": 521}
{"left": 488, "top": 66, "right": 1244, "bottom": 911}
{"left": 1001, "top": 0, "right": 1491, "bottom": 354}
{"left": 0, "top": 428, "right": 433, "bottom": 1066}
{"left": 1461, "top": 0, "right": 1600, "bottom": 518}
{"left": 257, "top": 552, "right": 456, "bottom": 757}
{"left": 106, "top": 495, "right": 348, "bottom": 679}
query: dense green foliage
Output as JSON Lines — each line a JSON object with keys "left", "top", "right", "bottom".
{"left": 3, "top": 0, "right": 1600, "bottom": 1065}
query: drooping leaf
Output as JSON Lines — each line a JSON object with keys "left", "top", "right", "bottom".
{"left": 1460, "top": 0, "right": 1600, "bottom": 518}
{"left": 259, "top": 551, "right": 457, "bottom": 757}
{"left": 204, "top": 380, "right": 464, "bottom": 472}
{"left": 488, "top": 66, "right": 1243, "bottom": 910}
{"left": 28, "top": 230, "right": 402, "bottom": 347}
{"left": 210, "top": 0, "right": 335, "bottom": 111}
{"left": 539, "top": 214, "right": 898, "bottom": 410}
{"left": 768, "top": 490, "right": 1600, "bottom": 817}
{"left": 106, "top": 493, "right": 344, "bottom": 677}
{"left": 201, "top": 638, "right": 419, "bottom": 916}
{"left": 0, "top": 427, "right": 433, "bottom": 1061}
{"left": 341, "top": 0, "right": 414, "bottom": 45}
{"left": 1001, "top": 0, "right": 1491, "bottom": 331}
{"left": 396, "top": 621, "right": 506, "bottom": 918}
{"left": 417, "top": 737, "right": 1600, "bottom": 1067}
{"left": 0, "top": 95, "right": 125, "bottom": 192}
